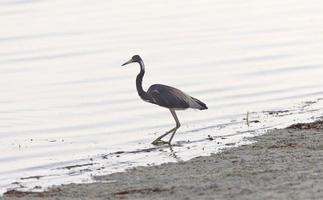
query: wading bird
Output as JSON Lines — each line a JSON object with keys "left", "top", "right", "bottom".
{"left": 122, "top": 55, "right": 207, "bottom": 145}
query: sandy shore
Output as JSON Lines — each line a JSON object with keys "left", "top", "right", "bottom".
{"left": 2, "top": 120, "right": 323, "bottom": 200}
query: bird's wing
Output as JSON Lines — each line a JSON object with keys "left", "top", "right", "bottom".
{"left": 147, "top": 84, "right": 190, "bottom": 109}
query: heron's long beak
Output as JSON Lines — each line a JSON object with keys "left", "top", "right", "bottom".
{"left": 121, "top": 59, "right": 133, "bottom": 66}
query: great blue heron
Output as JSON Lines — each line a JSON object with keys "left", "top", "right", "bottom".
{"left": 122, "top": 55, "right": 207, "bottom": 145}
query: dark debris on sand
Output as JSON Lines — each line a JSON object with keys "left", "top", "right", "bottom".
{"left": 287, "top": 120, "right": 323, "bottom": 129}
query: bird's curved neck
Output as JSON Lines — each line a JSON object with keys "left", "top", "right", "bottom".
{"left": 136, "top": 60, "right": 150, "bottom": 101}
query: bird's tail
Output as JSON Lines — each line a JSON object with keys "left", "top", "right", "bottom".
{"left": 191, "top": 97, "right": 208, "bottom": 110}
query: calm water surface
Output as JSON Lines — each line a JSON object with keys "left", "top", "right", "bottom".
{"left": 1, "top": 0, "right": 323, "bottom": 193}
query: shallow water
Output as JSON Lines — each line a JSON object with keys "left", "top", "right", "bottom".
{"left": 1, "top": 0, "right": 323, "bottom": 193}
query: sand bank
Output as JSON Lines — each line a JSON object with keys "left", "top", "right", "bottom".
{"left": 3, "top": 120, "right": 323, "bottom": 200}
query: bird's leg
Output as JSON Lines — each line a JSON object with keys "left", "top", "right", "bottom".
{"left": 168, "top": 109, "right": 181, "bottom": 144}
{"left": 151, "top": 127, "right": 176, "bottom": 145}
{"left": 151, "top": 109, "right": 180, "bottom": 145}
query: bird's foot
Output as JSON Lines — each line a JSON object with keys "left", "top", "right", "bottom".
{"left": 151, "top": 140, "right": 170, "bottom": 146}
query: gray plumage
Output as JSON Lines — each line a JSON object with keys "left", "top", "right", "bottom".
{"left": 147, "top": 84, "right": 207, "bottom": 110}
{"left": 122, "top": 55, "right": 207, "bottom": 145}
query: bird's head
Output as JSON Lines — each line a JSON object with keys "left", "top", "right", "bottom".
{"left": 121, "top": 55, "right": 142, "bottom": 66}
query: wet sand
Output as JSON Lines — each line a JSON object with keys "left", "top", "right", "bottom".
{"left": 3, "top": 120, "right": 323, "bottom": 200}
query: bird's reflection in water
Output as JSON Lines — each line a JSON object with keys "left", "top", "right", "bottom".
{"left": 168, "top": 145, "right": 183, "bottom": 162}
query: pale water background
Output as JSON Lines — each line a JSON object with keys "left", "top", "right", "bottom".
{"left": 1, "top": 0, "right": 323, "bottom": 193}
